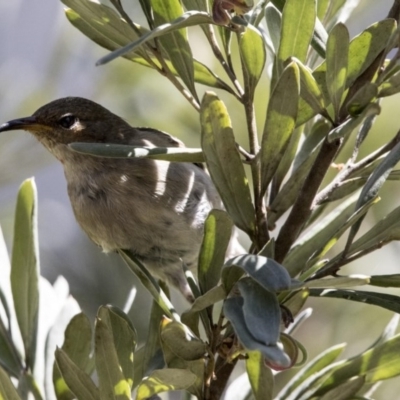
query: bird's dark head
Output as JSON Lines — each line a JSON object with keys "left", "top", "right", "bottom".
{"left": 0, "top": 97, "right": 129, "bottom": 149}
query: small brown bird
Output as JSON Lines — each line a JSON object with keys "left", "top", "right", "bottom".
{"left": 0, "top": 97, "right": 233, "bottom": 299}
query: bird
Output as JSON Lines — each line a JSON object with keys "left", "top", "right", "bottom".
{"left": 0, "top": 97, "right": 238, "bottom": 301}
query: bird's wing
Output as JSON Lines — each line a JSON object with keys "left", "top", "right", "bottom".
{"left": 132, "top": 127, "right": 186, "bottom": 148}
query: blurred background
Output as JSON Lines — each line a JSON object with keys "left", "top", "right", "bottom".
{"left": 0, "top": 0, "right": 399, "bottom": 397}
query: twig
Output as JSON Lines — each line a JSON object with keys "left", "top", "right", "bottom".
{"left": 310, "top": 240, "right": 390, "bottom": 280}
{"left": 275, "top": 137, "right": 342, "bottom": 263}
{"left": 205, "top": 25, "right": 245, "bottom": 98}
{"left": 313, "top": 130, "right": 400, "bottom": 207}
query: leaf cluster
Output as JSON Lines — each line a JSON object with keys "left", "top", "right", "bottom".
{"left": 3, "top": 0, "right": 400, "bottom": 399}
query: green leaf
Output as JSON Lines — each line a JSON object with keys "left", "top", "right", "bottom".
{"left": 119, "top": 250, "right": 179, "bottom": 320}
{"left": 53, "top": 313, "right": 93, "bottom": 400}
{"left": 277, "top": 0, "right": 316, "bottom": 71}
{"left": 309, "top": 289, "right": 400, "bottom": 314}
{"left": 150, "top": 0, "right": 197, "bottom": 99}
{"left": 344, "top": 138, "right": 400, "bottom": 252}
{"left": 319, "top": 376, "right": 365, "bottom": 400}
{"left": 11, "top": 178, "right": 39, "bottom": 370}
{"left": 347, "top": 82, "right": 378, "bottom": 116}
{"left": 198, "top": 210, "right": 233, "bottom": 294}
{"left": 62, "top": 0, "right": 148, "bottom": 58}
{"left": 246, "top": 351, "right": 274, "bottom": 400}
{"left": 265, "top": 4, "right": 282, "bottom": 54}
{"left": 346, "top": 19, "right": 396, "bottom": 87}
{"left": 182, "top": 285, "right": 226, "bottom": 328}
{"left": 55, "top": 349, "right": 99, "bottom": 400}
{"left": 160, "top": 319, "right": 206, "bottom": 361}
{"left": 260, "top": 62, "right": 300, "bottom": 196}
{"left": 69, "top": 142, "right": 205, "bottom": 163}
{"left": 97, "top": 306, "right": 136, "bottom": 388}
{"left": 141, "top": 301, "right": 165, "bottom": 382}
{"left": 303, "top": 275, "right": 370, "bottom": 289}
{"left": 0, "top": 365, "right": 21, "bottom": 400}
{"left": 268, "top": 141, "right": 322, "bottom": 228}
{"left": 136, "top": 369, "right": 196, "bottom": 400}
{"left": 304, "top": 196, "right": 380, "bottom": 274}
{"left": 326, "top": 23, "right": 349, "bottom": 120}
{"left": 65, "top": 6, "right": 233, "bottom": 92}
{"left": 284, "top": 192, "right": 359, "bottom": 276}
{"left": 97, "top": 11, "right": 213, "bottom": 66}
{"left": 316, "top": 333, "right": 400, "bottom": 395}
{"left": 94, "top": 319, "right": 131, "bottom": 400}
{"left": 200, "top": 92, "right": 255, "bottom": 235}
{"left": 275, "top": 343, "right": 345, "bottom": 400}
{"left": 346, "top": 203, "right": 400, "bottom": 255}
{"left": 370, "top": 274, "right": 400, "bottom": 288}
{"left": 313, "top": 19, "right": 397, "bottom": 95}
{"left": 328, "top": 103, "right": 380, "bottom": 142}
{"left": 295, "top": 59, "right": 326, "bottom": 115}
{"left": 379, "top": 70, "right": 400, "bottom": 97}
{"left": 224, "top": 255, "right": 292, "bottom": 292}
{"left": 239, "top": 24, "right": 266, "bottom": 99}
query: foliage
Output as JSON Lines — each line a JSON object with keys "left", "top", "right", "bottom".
{"left": 2, "top": 0, "right": 400, "bottom": 399}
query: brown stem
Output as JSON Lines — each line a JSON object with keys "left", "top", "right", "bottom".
{"left": 275, "top": 137, "right": 342, "bottom": 263}
{"left": 313, "top": 130, "right": 400, "bottom": 207}
{"left": 208, "top": 356, "right": 238, "bottom": 400}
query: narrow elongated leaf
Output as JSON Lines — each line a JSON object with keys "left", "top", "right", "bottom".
{"left": 97, "top": 306, "right": 136, "bottom": 387}
{"left": 303, "top": 275, "right": 370, "bottom": 289}
{"left": 198, "top": 210, "right": 233, "bottom": 293}
{"left": 345, "top": 139, "right": 400, "bottom": 252}
{"left": 150, "top": 0, "right": 197, "bottom": 99}
{"left": 265, "top": 4, "right": 282, "bottom": 53}
{"left": 316, "top": 333, "right": 400, "bottom": 395}
{"left": 65, "top": 7, "right": 233, "bottom": 92}
{"left": 314, "top": 19, "right": 397, "bottom": 94}
{"left": 346, "top": 19, "right": 396, "bottom": 87}
{"left": 295, "top": 59, "right": 325, "bottom": 115}
{"left": 347, "top": 82, "right": 378, "bottom": 116}
{"left": 55, "top": 349, "right": 99, "bottom": 400}
{"left": 62, "top": 0, "right": 148, "bottom": 58}
{"left": 119, "top": 250, "right": 179, "bottom": 320}
{"left": 370, "top": 274, "right": 400, "bottom": 288}
{"left": 346, "top": 203, "right": 400, "bottom": 255}
{"left": 11, "top": 178, "right": 39, "bottom": 370}
{"left": 0, "top": 318, "right": 22, "bottom": 378}
{"left": 246, "top": 351, "right": 274, "bottom": 400}
{"left": 320, "top": 376, "right": 365, "bottom": 400}
{"left": 268, "top": 142, "right": 321, "bottom": 228}
{"left": 94, "top": 319, "right": 131, "bottom": 400}
{"left": 200, "top": 92, "right": 255, "bottom": 235}
{"left": 136, "top": 369, "right": 196, "bottom": 400}
{"left": 260, "top": 62, "right": 300, "bottom": 196}
{"left": 326, "top": 23, "right": 349, "bottom": 120}
{"left": 182, "top": 285, "right": 226, "bottom": 328}
{"left": 0, "top": 365, "right": 20, "bottom": 400}
{"left": 309, "top": 289, "right": 400, "bottom": 313}
{"left": 275, "top": 344, "right": 345, "bottom": 400}
{"left": 277, "top": 0, "right": 316, "bottom": 70}
{"left": 97, "top": 11, "right": 213, "bottom": 66}
{"left": 69, "top": 143, "right": 204, "bottom": 162}
{"left": 53, "top": 313, "right": 93, "bottom": 400}
{"left": 239, "top": 24, "right": 266, "bottom": 99}
{"left": 284, "top": 192, "right": 359, "bottom": 276}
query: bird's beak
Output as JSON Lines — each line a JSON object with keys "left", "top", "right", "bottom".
{"left": 0, "top": 116, "right": 38, "bottom": 132}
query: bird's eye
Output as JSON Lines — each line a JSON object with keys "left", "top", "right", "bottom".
{"left": 58, "top": 114, "right": 77, "bottom": 129}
